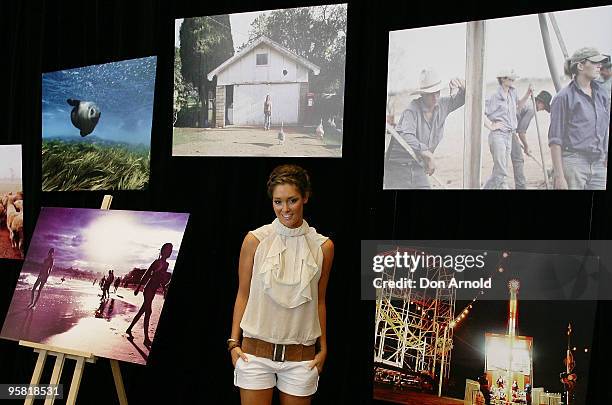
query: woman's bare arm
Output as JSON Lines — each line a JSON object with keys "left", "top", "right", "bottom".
{"left": 316, "top": 239, "right": 335, "bottom": 357}
{"left": 230, "top": 233, "right": 259, "bottom": 341}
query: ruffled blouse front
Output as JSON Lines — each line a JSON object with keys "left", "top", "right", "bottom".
{"left": 240, "top": 218, "right": 328, "bottom": 345}
{"left": 258, "top": 219, "right": 321, "bottom": 308}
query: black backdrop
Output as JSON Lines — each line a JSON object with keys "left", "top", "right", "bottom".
{"left": 1, "top": 0, "right": 611, "bottom": 404}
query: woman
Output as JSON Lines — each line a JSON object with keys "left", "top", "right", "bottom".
{"left": 229, "top": 164, "right": 334, "bottom": 405}
{"left": 28, "top": 248, "right": 55, "bottom": 309}
{"left": 126, "top": 242, "right": 172, "bottom": 348}
{"left": 483, "top": 68, "right": 532, "bottom": 189}
{"left": 263, "top": 95, "right": 272, "bottom": 130}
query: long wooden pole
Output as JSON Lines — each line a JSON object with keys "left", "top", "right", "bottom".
{"left": 385, "top": 123, "right": 446, "bottom": 188}
{"left": 547, "top": 13, "right": 569, "bottom": 59}
{"left": 463, "top": 20, "right": 486, "bottom": 189}
{"left": 538, "top": 14, "right": 562, "bottom": 92}
{"left": 531, "top": 94, "right": 550, "bottom": 189}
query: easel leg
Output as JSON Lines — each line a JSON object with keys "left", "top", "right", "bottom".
{"left": 43, "top": 353, "right": 65, "bottom": 405}
{"left": 65, "top": 357, "right": 86, "bottom": 405}
{"left": 25, "top": 349, "right": 48, "bottom": 405}
{"left": 110, "top": 359, "right": 128, "bottom": 405}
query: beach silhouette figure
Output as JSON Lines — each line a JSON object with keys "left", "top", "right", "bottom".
{"left": 28, "top": 248, "right": 55, "bottom": 309}
{"left": 126, "top": 242, "right": 172, "bottom": 348}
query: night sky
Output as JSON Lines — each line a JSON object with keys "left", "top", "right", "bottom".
{"left": 447, "top": 249, "right": 598, "bottom": 401}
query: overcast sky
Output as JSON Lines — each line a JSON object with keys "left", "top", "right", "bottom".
{"left": 0, "top": 145, "right": 22, "bottom": 179}
{"left": 388, "top": 5, "right": 612, "bottom": 94}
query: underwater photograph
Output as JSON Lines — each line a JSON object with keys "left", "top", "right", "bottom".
{"left": 42, "top": 56, "right": 157, "bottom": 191}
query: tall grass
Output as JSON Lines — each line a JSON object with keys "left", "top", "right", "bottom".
{"left": 42, "top": 140, "right": 150, "bottom": 191}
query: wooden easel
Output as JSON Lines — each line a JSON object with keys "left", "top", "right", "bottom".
{"left": 20, "top": 195, "right": 128, "bottom": 405}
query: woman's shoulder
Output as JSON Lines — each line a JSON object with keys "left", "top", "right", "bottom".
{"left": 249, "top": 223, "right": 274, "bottom": 242}
{"left": 306, "top": 224, "right": 330, "bottom": 247}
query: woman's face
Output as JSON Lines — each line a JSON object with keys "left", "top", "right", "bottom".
{"left": 272, "top": 183, "right": 308, "bottom": 229}
{"left": 578, "top": 60, "right": 601, "bottom": 81}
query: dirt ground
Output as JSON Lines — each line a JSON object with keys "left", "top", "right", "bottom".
{"left": 0, "top": 221, "right": 23, "bottom": 260}
{"left": 172, "top": 125, "right": 342, "bottom": 157}
{"left": 386, "top": 78, "right": 563, "bottom": 189}
{"left": 374, "top": 384, "right": 464, "bottom": 404}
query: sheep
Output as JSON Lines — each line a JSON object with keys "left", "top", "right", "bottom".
{"left": 7, "top": 192, "right": 22, "bottom": 205}
{"left": 6, "top": 202, "right": 18, "bottom": 242}
{"left": 0, "top": 202, "right": 5, "bottom": 227}
{"left": 1, "top": 194, "right": 7, "bottom": 208}
{"left": 10, "top": 211, "right": 24, "bottom": 254}
{"left": 13, "top": 199, "right": 23, "bottom": 212}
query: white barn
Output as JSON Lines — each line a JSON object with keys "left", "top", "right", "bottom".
{"left": 207, "top": 36, "right": 320, "bottom": 128}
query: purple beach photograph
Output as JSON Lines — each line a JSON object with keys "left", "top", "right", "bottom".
{"left": 0, "top": 207, "right": 189, "bottom": 365}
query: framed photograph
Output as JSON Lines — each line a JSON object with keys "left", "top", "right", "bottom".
{"left": 384, "top": 5, "right": 612, "bottom": 190}
{"left": 173, "top": 4, "right": 347, "bottom": 157}
{"left": 0, "top": 207, "right": 189, "bottom": 365}
{"left": 369, "top": 241, "right": 600, "bottom": 404}
{"left": 42, "top": 56, "right": 157, "bottom": 191}
{"left": 0, "top": 144, "right": 24, "bottom": 259}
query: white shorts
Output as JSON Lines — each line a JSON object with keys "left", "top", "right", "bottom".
{"left": 234, "top": 353, "right": 319, "bottom": 397}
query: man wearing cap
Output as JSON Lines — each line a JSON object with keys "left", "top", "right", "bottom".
{"left": 511, "top": 90, "right": 552, "bottom": 189}
{"left": 483, "top": 69, "right": 533, "bottom": 189}
{"left": 595, "top": 56, "right": 611, "bottom": 96}
{"left": 384, "top": 67, "right": 465, "bottom": 189}
{"left": 549, "top": 47, "right": 610, "bottom": 190}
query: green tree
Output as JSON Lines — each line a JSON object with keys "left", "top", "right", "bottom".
{"left": 179, "top": 15, "right": 234, "bottom": 127}
{"left": 247, "top": 5, "right": 347, "bottom": 95}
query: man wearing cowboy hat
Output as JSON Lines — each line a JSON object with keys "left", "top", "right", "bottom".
{"left": 549, "top": 47, "right": 610, "bottom": 190}
{"left": 511, "top": 90, "right": 552, "bottom": 189}
{"left": 384, "top": 67, "right": 465, "bottom": 189}
{"left": 483, "top": 68, "right": 533, "bottom": 189}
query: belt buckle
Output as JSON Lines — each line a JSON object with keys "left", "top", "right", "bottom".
{"left": 272, "top": 344, "right": 286, "bottom": 362}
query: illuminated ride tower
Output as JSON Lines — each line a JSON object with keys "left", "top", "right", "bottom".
{"left": 373, "top": 248, "right": 456, "bottom": 392}
{"left": 506, "top": 279, "right": 520, "bottom": 401}
{"left": 484, "top": 277, "right": 533, "bottom": 403}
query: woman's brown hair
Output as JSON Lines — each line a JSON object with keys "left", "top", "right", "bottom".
{"left": 267, "top": 164, "right": 311, "bottom": 198}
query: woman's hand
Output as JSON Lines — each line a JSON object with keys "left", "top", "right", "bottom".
{"left": 309, "top": 350, "right": 327, "bottom": 374}
{"left": 231, "top": 346, "right": 248, "bottom": 367}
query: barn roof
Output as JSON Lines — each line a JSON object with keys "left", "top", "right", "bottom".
{"left": 207, "top": 36, "right": 321, "bottom": 81}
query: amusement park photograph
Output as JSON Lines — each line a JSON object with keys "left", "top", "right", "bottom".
{"left": 370, "top": 241, "right": 611, "bottom": 405}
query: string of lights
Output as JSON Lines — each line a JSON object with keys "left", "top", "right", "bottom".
{"left": 447, "top": 250, "right": 511, "bottom": 330}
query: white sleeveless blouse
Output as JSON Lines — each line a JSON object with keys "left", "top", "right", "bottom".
{"left": 240, "top": 218, "right": 328, "bottom": 345}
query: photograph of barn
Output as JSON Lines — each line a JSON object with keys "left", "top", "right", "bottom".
{"left": 208, "top": 36, "right": 320, "bottom": 128}
{"left": 173, "top": 4, "right": 347, "bottom": 157}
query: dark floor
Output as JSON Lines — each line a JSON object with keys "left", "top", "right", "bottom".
{"left": 374, "top": 384, "right": 464, "bottom": 405}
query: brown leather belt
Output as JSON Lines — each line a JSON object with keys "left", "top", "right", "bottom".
{"left": 242, "top": 337, "right": 316, "bottom": 362}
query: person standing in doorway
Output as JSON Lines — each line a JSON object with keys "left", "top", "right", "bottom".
{"left": 263, "top": 95, "right": 272, "bottom": 130}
